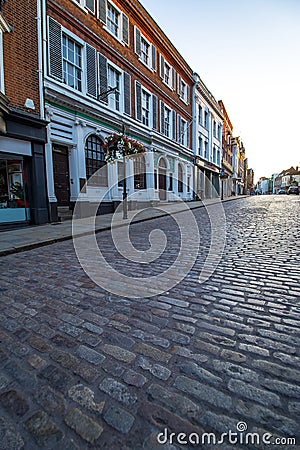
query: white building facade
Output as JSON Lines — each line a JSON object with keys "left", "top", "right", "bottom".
{"left": 192, "top": 74, "right": 223, "bottom": 200}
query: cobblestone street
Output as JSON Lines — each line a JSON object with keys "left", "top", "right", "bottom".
{"left": 0, "top": 195, "right": 299, "bottom": 449}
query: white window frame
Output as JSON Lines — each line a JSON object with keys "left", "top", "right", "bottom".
{"left": 141, "top": 87, "right": 151, "bottom": 128}
{"left": 135, "top": 28, "right": 155, "bottom": 71}
{"left": 204, "top": 110, "right": 209, "bottom": 129}
{"left": 179, "top": 78, "right": 188, "bottom": 103}
{"left": 62, "top": 32, "right": 83, "bottom": 92}
{"left": 70, "top": 0, "right": 92, "bottom": 13}
{"left": 140, "top": 34, "right": 151, "bottom": 67}
{"left": 179, "top": 117, "right": 187, "bottom": 146}
{"left": 163, "top": 105, "right": 172, "bottom": 138}
{"left": 104, "top": 0, "right": 125, "bottom": 44}
{"left": 198, "top": 135, "right": 203, "bottom": 156}
{"left": 163, "top": 60, "right": 172, "bottom": 88}
{"left": 198, "top": 104, "right": 202, "bottom": 125}
{"left": 107, "top": 60, "right": 123, "bottom": 113}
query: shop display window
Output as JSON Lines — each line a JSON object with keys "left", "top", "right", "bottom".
{"left": 0, "top": 158, "right": 30, "bottom": 223}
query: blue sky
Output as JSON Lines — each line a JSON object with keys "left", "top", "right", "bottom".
{"left": 140, "top": 0, "right": 300, "bottom": 180}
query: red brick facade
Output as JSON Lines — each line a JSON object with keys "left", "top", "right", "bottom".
{"left": 47, "top": 0, "right": 193, "bottom": 147}
{"left": 3, "top": 0, "right": 40, "bottom": 115}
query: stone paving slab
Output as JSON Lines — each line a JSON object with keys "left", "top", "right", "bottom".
{"left": 0, "top": 195, "right": 299, "bottom": 449}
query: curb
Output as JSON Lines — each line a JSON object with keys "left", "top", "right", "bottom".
{"left": 0, "top": 196, "right": 248, "bottom": 257}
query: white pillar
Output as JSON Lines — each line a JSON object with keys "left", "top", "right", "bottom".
{"left": 44, "top": 123, "right": 56, "bottom": 203}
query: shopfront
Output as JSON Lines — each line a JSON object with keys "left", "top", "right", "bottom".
{"left": 0, "top": 155, "right": 30, "bottom": 224}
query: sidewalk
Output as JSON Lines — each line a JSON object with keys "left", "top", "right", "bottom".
{"left": 0, "top": 196, "right": 247, "bottom": 257}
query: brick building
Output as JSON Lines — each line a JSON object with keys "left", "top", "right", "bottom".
{"left": 231, "top": 136, "right": 246, "bottom": 195}
{"left": 218, "top": 100, "right": 233, "bottom": 198}
{"left": 0, "top": 0, "right": 48, "bottom": 227}
{"left": 44, "top": 0, "right": 194, "bottom": 221}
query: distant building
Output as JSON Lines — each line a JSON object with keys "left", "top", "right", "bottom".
{"left": 245, "top": 166, "right": 255, "bottom": 194}
{"left": 232, "top": 136, "right": 245, "bottom": 195}
{"left": 218, "top": 100, "right": 233, "bottom": 198}
{"left": 274, "top": 166, "right": 300, "bottom": 193}
{"left": 256, "top": 177, "right": 271, "bottom": 194}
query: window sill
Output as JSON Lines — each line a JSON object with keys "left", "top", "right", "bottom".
{"left": 69, "top": 0, "right": 88, "bottom": 14}
{"left": 179, "top": 95, "right": 188, "bottom": 105}
{"left": 138, "top": 57, "right": 154, "bottom": 72}
{"left": 103, "top": 25, "right": 125, "bottom": 46}
{"left": 162, "top": 80, "right": 173, "bottom": 91}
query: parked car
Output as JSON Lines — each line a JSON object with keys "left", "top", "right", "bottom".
{"left": 278, "top": 189, "right": 286, "bottom": 194}
{"left": 287, "top": 186, "right": 299, "bottom": 195}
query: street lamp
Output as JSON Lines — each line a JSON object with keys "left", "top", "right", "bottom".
{"left": 121, "top": 124, "right": 128, "bottom": 220}
{"left": 98, "top": 87, "right": 128, "bottom": 219}
{"left": 220, "top": 168, "right": 226, "bottom": 201}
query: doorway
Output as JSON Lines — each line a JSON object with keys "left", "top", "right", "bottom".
{"left": 53, "top": 145, "right": 70, "bottom": 206}
{"left": 158, "top": 158, "right": 167, "bottom": 200}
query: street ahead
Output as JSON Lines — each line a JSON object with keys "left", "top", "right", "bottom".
{"left": 0, "top": 195, "right": 299, "bottom": 449}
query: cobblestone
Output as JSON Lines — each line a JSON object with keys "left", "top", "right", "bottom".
{"left": 123, "top": 369, "right": 147, "bottom": 387}
{"left": 77, "top": 345, "right": 106, "bottom": 365}
{"left": 179, "top": 361, "right": 222, "bottom": 385}
{"left": 0, "top": 416, "right": 24, "bottom": 450}
{"left": 24, "top": 410, "right": 63, "bottom": 446}
{"left": 147, "top": 383, "right": 201, "bottom": 421}
{"left": 99, "top": 377, "right": 138, "bottom": 405}
{"left": 135, "top": 342, "right": 172, "bottom": 363}
{"left": 35, "top": 386, "right": 66, "bottom": 414}
{"left": 0, "top": 196, "right": 299, "bottom": 448}
{"left": 101, "top": 344, "right": 136, "bottom": 362}
{"left": 137, "top": 356, "right": 171, "bottom": 380}
{"left": 68, "top": 384, "right": 105, "bottom": 413}
{"left": 174, "top": 375, "right": 232, "bottom": 410}
{"left": 236, "top": 400, "right": 299, "bottom": 435}
{"left": 64, "top": 407, "right": 103, "bottom": 443}
{"left": 103, "top": 405, "right": 135, "bottom": 433}
{"left": 228, "top": 378, "right": 281, "bottom": 406}
{"left": 0, "top": 389, "right": 29, "bottom": 416}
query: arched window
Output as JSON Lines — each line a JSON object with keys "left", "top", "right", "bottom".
{"left": 178, "top": 163, "right": 183, "bottom": 192}
{"left": 85, "top": 135, "right": 108, "bottom": 186}
{"left": 158, "top": 157, "right": 167, "bottom": 169}
{"left": 134, "top": 155, "right": 146, "bottom": 189}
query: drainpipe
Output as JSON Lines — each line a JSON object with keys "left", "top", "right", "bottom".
{"left": 36, "top": 0, "right": 45, "bottom": 120}
{"left": 192, "top": 73, "right": 198, "bottom": 200}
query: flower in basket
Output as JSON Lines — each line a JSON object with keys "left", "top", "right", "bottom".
{"left": 103, "top": 134, "right": 145, "bottom": 162}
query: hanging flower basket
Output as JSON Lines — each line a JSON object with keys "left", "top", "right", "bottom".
{"left": 103, "top": 134, "right": 146, "bottom": 163}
